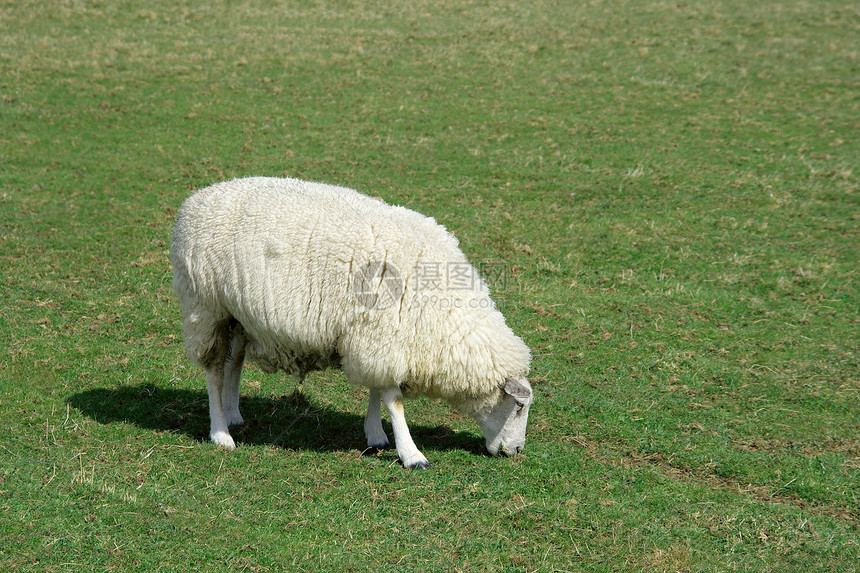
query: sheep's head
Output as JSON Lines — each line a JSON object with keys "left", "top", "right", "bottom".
{"left": 474, "top": 376, "right": 533, "bottom": 456}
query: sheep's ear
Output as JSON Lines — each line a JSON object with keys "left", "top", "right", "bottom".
{"left": 504, "top": 377, "right": 533, "bottom": 405}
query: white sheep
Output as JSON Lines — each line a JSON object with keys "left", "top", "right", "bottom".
{"left": 171, "top": 177, "right": 533, "bottom": 468}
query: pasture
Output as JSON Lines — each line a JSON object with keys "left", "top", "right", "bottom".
{"left": 1, "top": 0, "right": 857, "bottom": 570}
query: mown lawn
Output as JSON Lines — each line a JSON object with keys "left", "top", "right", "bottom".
{"left": 1, "top": 0, "right": 857, "bottom": 570}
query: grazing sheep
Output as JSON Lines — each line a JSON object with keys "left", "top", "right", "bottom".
{"left": 171, "top": 177, "right": 533, "bottom": 468}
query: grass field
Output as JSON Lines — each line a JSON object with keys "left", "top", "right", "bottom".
{"left": 1, "top": 0, "right": 858, "bottom": 570}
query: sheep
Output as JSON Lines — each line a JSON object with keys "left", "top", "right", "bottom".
{"left": 171, "top": 176, "right": 533, "bottom": 468}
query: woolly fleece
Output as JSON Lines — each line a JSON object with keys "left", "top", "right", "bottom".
{"left": 171, "top": 177, "right": 531, "bottom": 415}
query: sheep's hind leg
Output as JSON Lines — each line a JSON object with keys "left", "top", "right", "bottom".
{"left": 206, "top": 366, "right": 235, "bottom": 449}
{"left": 221, "top": 327, "right": 247, "bottom": 427}
{"left": 201, "top": 320, "right": 236, "bottom": 449}
{"left": 364, "top": 387, "right": 391, "bottom": 450}
{"left": 381, "top": 388, "right": 429, "bottom": 469}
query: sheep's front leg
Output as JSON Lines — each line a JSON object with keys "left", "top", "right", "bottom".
{"left": 381, "top": 388, "right": 429, "bottom": 469}
{"left": 221, "top": 329, "right": 247, "bottom": 427}
{"left": 206, "top": 367, "right": 235, "bottom": 449}
{"left": 364, "top": 387, "right": 390, "bottom": 449}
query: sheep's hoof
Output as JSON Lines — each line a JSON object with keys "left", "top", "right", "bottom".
{"left": 403, "top": 454, "right": 430, "bottom": 470}
{"left": 362, "top": 444, "right": 388, "bottom": 456}
{"left": 211, "top": 431, "right": 236, "bottom": 449}
{"left": 367, "top": 438, "right": 391, "bottom": 450}
{"left": 365, "top": 445, "right": 389, "bottom": 455}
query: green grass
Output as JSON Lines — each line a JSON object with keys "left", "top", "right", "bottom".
{"left": 1, "top": 0, "right": 858, "bottom": 570}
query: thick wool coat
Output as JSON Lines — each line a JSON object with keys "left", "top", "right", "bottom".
{"left": 171, "top": 177, "right": 530, "bottom": 415}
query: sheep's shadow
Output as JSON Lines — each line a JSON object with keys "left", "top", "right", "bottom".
{"left": 68, "top": 384, "right": 485, "bottom": 456}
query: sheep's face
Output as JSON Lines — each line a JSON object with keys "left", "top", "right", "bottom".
{"left": 476, "top": 376, "right": 533, "bottom": 456}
